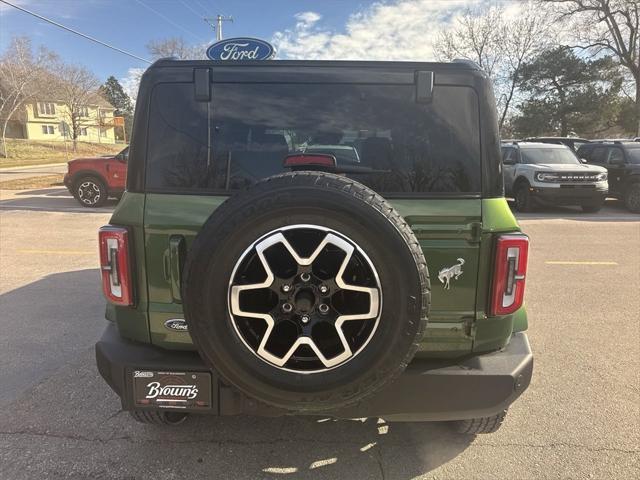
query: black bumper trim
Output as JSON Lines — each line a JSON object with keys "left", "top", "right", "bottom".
{"left": 95, "top": 324, "right": 533, "bottom": 421}
{"left": 531, "top": 186, "right": 606, "bottom": 205}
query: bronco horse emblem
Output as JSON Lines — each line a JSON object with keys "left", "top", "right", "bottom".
{"left": 438, "top": 258, "right": 465, "bottom": 290}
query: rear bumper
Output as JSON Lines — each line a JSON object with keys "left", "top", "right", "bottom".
{"left": 96, "top": 324, "right": 533, "bottom": 421}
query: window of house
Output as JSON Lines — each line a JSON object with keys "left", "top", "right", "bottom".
{"left": 79, "top": 106, "right": 89, "bottom": 117}
{"left": 38, "top": 102, "right": 56, "bottom": 115}
{"left": 41, "top": 125, "right": 54, "bottom": 135}
{"left": 100, "top": 128, "right": 107, "bottom": 137}
{"left": 80, "top": 127, "right": 88, "bottom": 136}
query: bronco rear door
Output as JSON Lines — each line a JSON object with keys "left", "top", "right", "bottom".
{"left": 140, "top": 63, "right": 483, "bottom": 355}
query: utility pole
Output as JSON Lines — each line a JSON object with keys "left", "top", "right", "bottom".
{"left": 204, "top": 15, "right": 233, "bottom": 41}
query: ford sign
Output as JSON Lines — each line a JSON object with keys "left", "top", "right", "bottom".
{"left": 206, "top": 37, "right": 275, "bottom": 61}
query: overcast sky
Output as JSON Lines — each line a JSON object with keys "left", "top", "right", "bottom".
{"left": 0, "top": 0, "right": 524, "bottom": 95}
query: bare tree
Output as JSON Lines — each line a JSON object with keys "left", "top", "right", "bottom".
{"left": 0, "top": 37, "right": 55, "bottom": 158}
{"left": 544, "top": 0, "right": 640, "bottom": 135}
{"left": 50, "top": 62, "right": 103, "bottom": 150}
{"left": 146, "top": 37, "right": 205, "bottom": 60}
{"left": 436, "top": 6, "right": 505, "bottom": 78}
{"left": 435, "top": 3, "right": 552, "bottom": 129}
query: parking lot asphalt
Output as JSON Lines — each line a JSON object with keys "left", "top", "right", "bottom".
{"left": 0, "top": 187, "right": 638, "bottom": 480}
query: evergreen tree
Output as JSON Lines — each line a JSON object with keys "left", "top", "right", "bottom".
{"left": 512, "top": 47, "right": 623, "bottom": 137}
{"left": 100, "top": 76, "right": 133, "bottom": 141}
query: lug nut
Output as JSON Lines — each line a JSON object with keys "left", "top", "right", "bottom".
{"left": 301, "top": 315, "right": 310, "bottom": 323}
{"left": 318, "top": 303, "right": 330, "bottom": 314}
{"left": 282, "top": 303, "right": 293, "bottom": 313}
{"left": 281, "top": 284, "right": 291, "bottom": 293}
{"left": 300, "top": 272, "right": 311, "bottom": 282}
{"left": 319, "top": 285, "right": 328, "bottom": 294}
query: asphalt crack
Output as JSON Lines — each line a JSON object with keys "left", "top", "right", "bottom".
{"left": 472, "top": 441, "right": 638, "bottom": 454}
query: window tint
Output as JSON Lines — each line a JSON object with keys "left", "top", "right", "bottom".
{"left": 608, "top": 148, "right": 624, "bottom": 164}
{"left": 502, "top": 147, "right": 517, "bottom": 164}
{"left": 145, "top": 82, "right": 481, "bottom": 194}
{"left": 146, "top": 83, "right": 210, "bottom": 190}
{"left": 590, "top": 147, "right": 607, "bottom": 163}
{"left": 627, "top": 146, "right": 640, "bottom": 164}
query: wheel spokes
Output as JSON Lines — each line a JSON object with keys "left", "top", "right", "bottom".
{"left": 229, "top": 227, "right": 381, "bottom": 372}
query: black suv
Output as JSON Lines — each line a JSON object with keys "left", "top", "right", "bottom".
{"left": 577, "top": 142, "right": 640, "bottom": 213}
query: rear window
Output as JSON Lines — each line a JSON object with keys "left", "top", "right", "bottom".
{"left": 145, "top": 82, "right": 481, "bottom": 195}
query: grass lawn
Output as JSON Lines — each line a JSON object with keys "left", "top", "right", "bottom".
{"left": 0, "top": 139, "right": 124, "bottom": 168}
{"left": 0, "top": 174, "right": 65, "bottom": 190}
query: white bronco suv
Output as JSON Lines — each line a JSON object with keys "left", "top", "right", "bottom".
{"left": 502, "top": 142, "right": 608, "bottom": 212}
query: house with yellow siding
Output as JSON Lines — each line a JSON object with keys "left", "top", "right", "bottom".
{"left": 6, "top": 98, "right": 117, "bottom": 144}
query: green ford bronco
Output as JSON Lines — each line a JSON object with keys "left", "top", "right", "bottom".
{"left": 95, "top": 59, "right": 533, "bottom": 433}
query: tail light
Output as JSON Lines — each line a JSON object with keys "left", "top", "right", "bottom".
{"left": 283, "top": 153, "right": 337, "bottom": 169}
{"left": 99, "top": 226, "right": 133, "bottom": 306}
{"left": 490, "top": 234, "right": 529, "bottom": 316}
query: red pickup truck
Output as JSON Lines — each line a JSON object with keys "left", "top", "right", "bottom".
{"left": 64, "top": 147, "right": 128, "bottom": 207}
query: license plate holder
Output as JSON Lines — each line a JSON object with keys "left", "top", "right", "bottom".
{"left": 131, "top": 369, "right": 212, "bottom": 411}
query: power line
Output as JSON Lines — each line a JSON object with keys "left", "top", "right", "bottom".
{"left": 133, "top": 0, "right": 204, "bottom": 43}
{"left": 176, "top": 0, "right": 207, "bottom": 19}
{"left": 0, "top": 0, "right": 151, "bottom": 64}
{"left": 192, "top": 0, "right": 211, "bottom": 15}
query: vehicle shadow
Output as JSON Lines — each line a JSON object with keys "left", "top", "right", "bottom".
{"left": 0, "top": 187, "right": 117, "bottom": 213}
{"left": 508, "top": 198, "right": 639, "bottom": 222}
{"left": 0, "top": 268, "right": 475, "bottom": 479}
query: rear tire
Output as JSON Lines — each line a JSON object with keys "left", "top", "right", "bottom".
{"left": 129, "top": 410, "right": 188, "bottom": 426}
{"left": 74, "top": 176, "right": 107, "bottom": 208}
{"left": 624, "top": 184, "right": 640, "bottom": 213}
{"left": 451, "top": 410, "right": 507, "bottom": 435}
{"left": 183, "top": 172, "right": 430, "bottom": 412}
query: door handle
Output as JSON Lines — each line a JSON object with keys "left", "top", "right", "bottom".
{"left": 168, "top": 235, "right": 186, "bottom": 303}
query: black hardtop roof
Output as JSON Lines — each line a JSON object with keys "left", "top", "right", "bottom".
{"left": 581, "top": 141, "right": 640, "bottom": 147}
{"left": 149, "top": 58, "right": 482, "bottom": 71}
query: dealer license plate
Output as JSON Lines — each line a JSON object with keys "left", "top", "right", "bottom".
{"left": 132, "top": 370, "right": 212, "bottom": 410}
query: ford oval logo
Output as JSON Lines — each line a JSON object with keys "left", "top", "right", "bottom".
{"left": 164, "top": 319, "right": 188, "bottom": 332}
{"left": 206, "top": 37, "right": 275, "bottom": 61}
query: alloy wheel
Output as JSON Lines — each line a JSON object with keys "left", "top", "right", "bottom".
{"left": 228, "top": 225, "right": 382, "bottom": 374}
{"left": 78, "top": 181, "right": 102, "bottom": 206}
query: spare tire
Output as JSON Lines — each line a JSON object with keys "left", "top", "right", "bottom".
{"left": 183, "top": 172, "right": 430, "bottom": 412}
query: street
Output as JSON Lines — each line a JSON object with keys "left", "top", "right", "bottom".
{"left": 0, "top": 163, "right": 68, "bottom": 183}
{"left": 0, "top": 187, "right": 638, "bottom": 479}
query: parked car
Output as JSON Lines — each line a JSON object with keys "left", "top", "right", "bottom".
{"left": 64, "top": 147, "right": 128, "bottom": 207}
{"left": 523, "top": 136, "right": 591, "bottom": 152}
{"left": 502, "top": 142, "right": 608, "bottom": 212}
{"left": 577, "top": 141, "right": 640, "bottom": 213}
{"left": 95, "top": 59, "right": 533, "bottom": 434}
